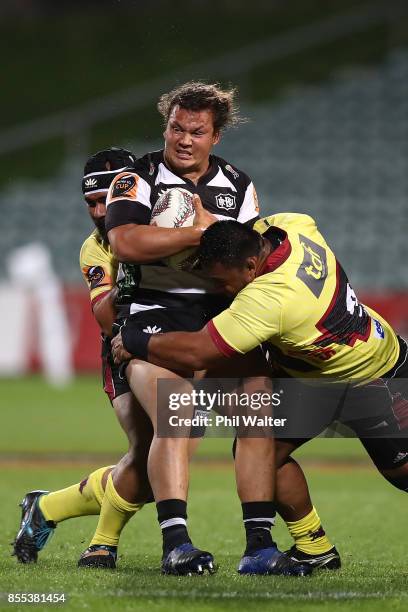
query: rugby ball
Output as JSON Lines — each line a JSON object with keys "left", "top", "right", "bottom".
{"left": 150, "top": 188, "right": 197, "bottom": 271}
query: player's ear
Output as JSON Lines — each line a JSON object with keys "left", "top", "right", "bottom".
{"left": 212, "top": 130, "right": 221, "bottom": 145}
{"left": 246, "top": 257, "right": 257, "bottom": 279}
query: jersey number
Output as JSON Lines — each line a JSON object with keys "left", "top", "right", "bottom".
{"left": 315, "top": 263, "right": 370, "bottom": 348}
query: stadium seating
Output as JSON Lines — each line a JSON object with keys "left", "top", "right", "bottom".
{"left": 1, "top": 49, "right": 408, "bottom": 289}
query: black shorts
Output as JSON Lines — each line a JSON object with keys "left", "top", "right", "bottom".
{"left": 123, "top": 303, "right": 208, "bottom": 334}
{"left": 104, "top": 293, "right": 229, "bottom": 403}
{"left": 113, "top": 301, "right": 217, "bottom": 363}
{"left": 113, "top": 303, "right": 216, "bottom": 436}
{"left": 276, "top": 336, "right": 408, "bottom": 470}
{"left": 100, "top": 302, "right": 210, "bottom": 405}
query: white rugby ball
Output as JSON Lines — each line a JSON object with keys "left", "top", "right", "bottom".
{"left": 150, "top": 188, "right": 197, "bottom": 271}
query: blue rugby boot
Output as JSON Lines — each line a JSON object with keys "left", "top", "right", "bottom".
{"left": 162, "top": 543, "right": 217, "bottom": 575}
{"left": 238, "top": 545, "right": 312, "bottom": 576}
{"left": 12, "top": 490, "right": 56, "bottom": 563}
{"left": 78, "top": 545, "right": 118, "bottom": 569}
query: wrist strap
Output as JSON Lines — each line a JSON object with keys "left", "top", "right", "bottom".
{"left": 121, "top": 323, "right": 151, "bottom": 360}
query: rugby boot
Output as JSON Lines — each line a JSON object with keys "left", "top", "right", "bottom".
{"left": 238, "top": 545, "right": 312, "bottom": 576}
{"left": 285, "top": 545, "right": 341, "bottom": 570}
{"left": 161, "top": 543, "right": 217, "bottom": 576}
{"left": 78, "top": 545, "right": 117, "bottom": 569}
{"left": 12, "top": 490, "right": 56, "bottom": 563}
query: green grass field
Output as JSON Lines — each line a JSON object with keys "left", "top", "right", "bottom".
{"left": 0, "top": 376, "right": 407, "bottom": 611}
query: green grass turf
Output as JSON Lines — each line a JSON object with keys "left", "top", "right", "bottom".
{"left": 0, "top": 375, "right": 368, "bottom": 461}
{"left": 0, "top": 464, "right": 407, "bottom": 611}
{"left": 1, "top": 376, "right": 405, "bottom": 610}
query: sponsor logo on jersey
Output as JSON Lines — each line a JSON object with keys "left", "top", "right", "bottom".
{"left": 85, "top": 177, "right": 98, "bottom": 188}
{"left": 87, "top": 265, "right": 105, "bottom": 289}
{"left": 143, "top": 325, "right": 162, "bottom": 334}
{"left": 225, "top": 164, "right": 239, "bottom": 179}
{"left": 297, "top": 235, "right": 327, "bottom": 298}
{"left": 216, "top": 193, "right": 236, "bottom": 211}
{"left": 111, "top": 174, "right": 138, "bottom": 199}
{"left": 373, "top": 318, "right": 385, "bottom": 339}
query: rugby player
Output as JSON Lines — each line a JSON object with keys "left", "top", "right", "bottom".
{"left": 102, "top": 82, "right": 320, "bottom": 576}
{"left": 12, "top": 150, "right": 338, "bottom": 574}
{"left": 12, "top": 148, "right": 155, "bottom": 568}
{"left": 112, "top": 213, "right": 408, "bottom": 567}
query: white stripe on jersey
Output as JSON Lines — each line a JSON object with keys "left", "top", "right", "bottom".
{"left": 237, "top": 181, "right": 259, "bottom": 224}
{"left": 214, "top": 213, "right": 238, "bottom": 221}
{"left": 206, "top": 167, "right": 237, "bottom": 192}
{"left": 130, "top": 303, "right": 166, "bottom": 314}
{"left": 155, "top": 163, "right": 186, "bottom": 186}
{"left": 139, "top": 265, "right": 214, "bottom": 294}
{"left": 135, "top": 174, "right": 153, "bottom": 209}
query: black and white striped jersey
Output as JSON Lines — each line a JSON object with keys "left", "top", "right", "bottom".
{"left": 105, "top": 149, "right": 260, "bottom": 312}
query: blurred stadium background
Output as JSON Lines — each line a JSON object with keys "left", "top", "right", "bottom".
{"left": 1, "top": 2, "right": 408, "bottom": 608}
{"left": 1, "top": 0, "right": 408, "bottom": 385}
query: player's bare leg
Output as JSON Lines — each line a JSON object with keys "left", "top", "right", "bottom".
{"left": 111, "top": 392, "right": 153, "bottom": 503}
{"left": 126, "top": 358, "right": 214, "bottom": 575}
{"left": 78, "top": 392, "right": 153, "bottom": 569}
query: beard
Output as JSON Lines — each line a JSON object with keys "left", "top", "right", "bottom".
{"left": 94, "top": 217, "right": 108, "bottom": 241}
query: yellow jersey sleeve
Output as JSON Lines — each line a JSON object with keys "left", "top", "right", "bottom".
{"left": 208, "top": 276, "right": 282, "bottom": 356}
{"left": 79, "top": 231, "right": 118, "bottom": 305}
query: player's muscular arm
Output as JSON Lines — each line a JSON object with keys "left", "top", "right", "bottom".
{"left": 112, "top": 327, "right": 224, "bottom": 371}
{"left": 108, "top": 194, "right": 216, "bottom": 263}
{"left": 108, "top": 224, "right": 203, "bottom": 263}
{"left": 92, "top": 286, "right": 118, "bottom": 336}
{"left": 148, "top": 327, "right": 223, "bottom": 370}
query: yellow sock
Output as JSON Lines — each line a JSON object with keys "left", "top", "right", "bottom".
{"left": 39, "top": 466, "right": 112, "bottom": 523}
{"left": 90, "top": 473, "right": 143, "bottom": 547}
{"left": 286, "top": 507, "right": 334, "bottom": 555}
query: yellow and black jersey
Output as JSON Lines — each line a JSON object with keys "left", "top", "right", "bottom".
{"left": 207, "top": 213, "right": 400, "bottom": 382}
{"left": 79, "top": 230, "right": 118, "bottom": 306}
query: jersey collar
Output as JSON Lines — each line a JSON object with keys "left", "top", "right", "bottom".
{"left": 161, "top": 150, "right": 217, "bottom": 186}
{"left": 257, "top": 231, "right": 292, "bottom": 276}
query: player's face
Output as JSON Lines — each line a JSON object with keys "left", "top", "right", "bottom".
{"left": 207, "top": 260, "right": 257, "bottom": 297}
{"left": 163, "top": 105, "right": 220, "bottom": 177}
{"left": 85, "top": 192, "right": 107, "bottom": 238}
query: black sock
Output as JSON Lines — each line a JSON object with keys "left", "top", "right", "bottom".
{"left": 242, "top": 501, "right": 276, "bottom": 554}
{"left": 157, "top": 499, "right": 191, "bottom": 555}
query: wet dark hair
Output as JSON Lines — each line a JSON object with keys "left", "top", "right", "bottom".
{"left": 83, "top": 147, "right": 136, "bottom": 175}
{"left": 157, "top": 81, "right": 243, "bottom": 132}
{"left": 198, "top": 221, "right": 262, "bottom": 269}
